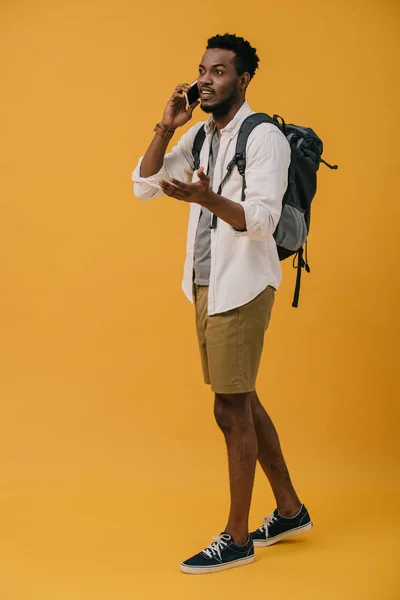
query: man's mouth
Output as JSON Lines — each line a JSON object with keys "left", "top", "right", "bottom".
{"left": 200, "top": 88, "right": 214, "bottom": 100}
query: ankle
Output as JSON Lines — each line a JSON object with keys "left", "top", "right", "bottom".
{"left": 278, "top": 502, "right": 302, "bottom": 518}
{"left": 225, "top": 527, "right": 249, "bottom": 545}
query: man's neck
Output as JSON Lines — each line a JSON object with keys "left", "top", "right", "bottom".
{"left": 213, "top": 98, "right": 246, "bottom": 136}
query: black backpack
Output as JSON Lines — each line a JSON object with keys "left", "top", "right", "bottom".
{"left": 192, "top": 113, "right": 338, "bottom": 307}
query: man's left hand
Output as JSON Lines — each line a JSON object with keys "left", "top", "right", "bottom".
{"left": 159, "top": 167, "right": 210, "bottom": 203}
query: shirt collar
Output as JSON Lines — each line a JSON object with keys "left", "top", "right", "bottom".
{"left": 204, "top": 100, "right": 253, "bottom": 137}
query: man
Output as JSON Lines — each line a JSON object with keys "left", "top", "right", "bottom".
{"left": 132, "top": 33, "right": 312, "bottom": 575}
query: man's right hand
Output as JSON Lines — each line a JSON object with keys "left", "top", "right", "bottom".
{"left": 160, "top": 84, "right": 200, "bottom": 131}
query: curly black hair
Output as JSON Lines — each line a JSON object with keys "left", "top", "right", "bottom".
{"left": 206, "top": 33, "right": 260, "bottom": 79}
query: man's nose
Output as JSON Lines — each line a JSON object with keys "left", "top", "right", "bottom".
{"left": 198, "top": 73, "right": 213, "bottom": 87}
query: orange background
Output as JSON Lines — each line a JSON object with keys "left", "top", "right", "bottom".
{"left": 0, "top": 0, "right": 399, "bottom": 598}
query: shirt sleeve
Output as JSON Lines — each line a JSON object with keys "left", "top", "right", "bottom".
{"left": 131, "top": 123, "right": 203, "bottom": 200}
{"left": 231, "top": 129, "right": 291, "bottom": 241}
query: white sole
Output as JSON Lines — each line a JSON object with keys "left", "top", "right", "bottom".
{"left": 180, "top": 554, "right": 255, "bottom": 574}
{"left": 253, "top": 521, "right": 313, "bottom": 547}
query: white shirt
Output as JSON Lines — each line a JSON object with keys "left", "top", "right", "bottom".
{"left": 132, "top": 101, "right": 291, "bottom": 315}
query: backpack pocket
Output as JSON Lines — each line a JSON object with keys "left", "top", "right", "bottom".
{"left": 274, "top": 203, "right": 308, "bottom": 251}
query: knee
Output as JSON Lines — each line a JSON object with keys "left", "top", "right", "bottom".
{"left": 214, "top": 392, "right": 252, "bottom": 433}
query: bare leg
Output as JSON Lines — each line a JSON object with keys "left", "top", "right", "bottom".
{"left": 250, "top": 390, "right": 301, "bottom": 516}
{"left": 214, "top": 392, "right": 258, "bottom": 545}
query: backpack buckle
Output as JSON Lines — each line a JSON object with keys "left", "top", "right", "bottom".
{"left": 234, "top": 152, "right": 246, "bottom": 176}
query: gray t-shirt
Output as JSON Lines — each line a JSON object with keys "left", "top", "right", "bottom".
{"left": 193, "top": 130, "right": 220, "bottom": 286}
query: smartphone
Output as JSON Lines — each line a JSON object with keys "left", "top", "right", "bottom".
{"left": 184, "top": 80, "right": 200, "bottom": 106}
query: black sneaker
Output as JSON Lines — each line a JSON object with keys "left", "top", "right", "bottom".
{"left": 180, "top": 533, "right": 255, "bottom": 574}
{"left": 251, "top": 504, "right": 313, "bottom": 547}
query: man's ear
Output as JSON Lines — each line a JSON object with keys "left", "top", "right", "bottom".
{"left": 240, "top": 72, "right": 251, "bottom": 91}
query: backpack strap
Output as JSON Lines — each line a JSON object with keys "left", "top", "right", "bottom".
{"left": 292, "top": 244, "right": 310, "bottom": 308}
{"left": 235, "top": 113, "right": 281, "bottom": 201}
{"left": 192, "top": 125, "right": 206, "bottom": 171}
{"left": 210, "top": 113, "right": 282, "bottom": 229}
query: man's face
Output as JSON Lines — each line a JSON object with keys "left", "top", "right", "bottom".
{"left": 197, "top": 48, "right": 241, "bottom": 117}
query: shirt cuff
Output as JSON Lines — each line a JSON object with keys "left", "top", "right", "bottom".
{"left": 131, "top": 157, "right": 170, "bottom": 189}
{"left": 230, "top": 201, "right": 267, "bottom": 241}
{"left": 232, "top": 226, "right": 247, "bottom": 235}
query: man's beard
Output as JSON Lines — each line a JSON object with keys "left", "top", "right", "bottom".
{"left": 200, "top": 87, "right": 238, "bottom": 117}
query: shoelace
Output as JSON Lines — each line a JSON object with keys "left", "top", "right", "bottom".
{"left": 202, "top": 534, "right": 231, "bottom": 560}
{"left": 258, "top": 513, "right": 278, "bottom": 538}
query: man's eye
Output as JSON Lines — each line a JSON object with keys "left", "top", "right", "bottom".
{"left": 215, "top": 70, "right": 223, "bottom": 75}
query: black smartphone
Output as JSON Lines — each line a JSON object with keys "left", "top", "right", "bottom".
{"left": 184, "top": 80, "right": 200, "bottom": 106}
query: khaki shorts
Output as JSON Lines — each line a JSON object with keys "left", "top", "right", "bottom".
{"left": 193, "top": 283, "right": 275, "bottom": 394}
